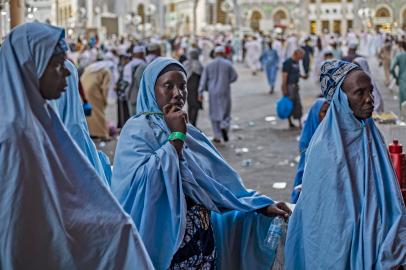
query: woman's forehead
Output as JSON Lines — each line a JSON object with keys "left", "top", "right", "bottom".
{"left": 343, "top": 70, "right": 371, "bottom": 91}
{"left": 346, "top": 70, "right": 370, "bottom": 84}
{"left": 157, "top": 70, "right": 186, "bottom": 81}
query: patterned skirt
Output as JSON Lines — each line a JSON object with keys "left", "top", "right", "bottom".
{"left": 169, "top": 197, "right": 216, "bottom": 270}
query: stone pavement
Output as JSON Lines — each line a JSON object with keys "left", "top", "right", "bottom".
{"left": 100, "top": 56, "right": 405, "bottom": 202}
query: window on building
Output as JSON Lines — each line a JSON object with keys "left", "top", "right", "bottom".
{"left": 403, "top": 9, "right": 406, "bottom": 30}
{"left": 216, "top": 0, "right": 226, "bottom": 24}
{"left": 322, "top": 20, "right": 329, "bottom": 32}
{"left": 310, "top": 20, "right": 317, "bottom": 34}
{"left": 206, "top": 2, "right": 214, "bottom": 25}
{"left": 273, "top": 10, "right": 287, "bottom": 26}
{"left": 333, "top": 20, "right": 341, "bottom": 34}
{"left": 375, "top": 7, "right": 390, "bottom": 18}
{"left": 169, "top": 3, "right": 175, "bottom": 13}
{"left": 347, "top": 20, "right": 353, "bottom": 30}
{"left": 137, "top": 4, "right": 145, "bottom": 24}
{"left": 250, "top": 10, "right": 262, "bottom": 32}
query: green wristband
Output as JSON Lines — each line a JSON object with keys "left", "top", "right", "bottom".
{"left": 168, "top": 131, "right": 186, "bottom": 142}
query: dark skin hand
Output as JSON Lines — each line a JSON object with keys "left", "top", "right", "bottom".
{"left": 257, "top": 202, "right": 292, "bottom": 219}
{"left": 155, "top": 69, "right": 188, "bottom": 155}
{"left": 39, "top": 53, "right": 71, "bottom": 100}
{"left": 342, "top": 70, "right": 374, "bottom": 120}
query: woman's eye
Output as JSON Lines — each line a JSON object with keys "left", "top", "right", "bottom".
{"left": 56, "top": 63, "right": 63, "bottom": 72}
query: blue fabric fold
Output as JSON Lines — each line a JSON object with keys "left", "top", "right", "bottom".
{"left": 0, "top": 22, "right": 153, "bottom": 269}
{"left": 49, "top": 59, "right": 112, "bottom": 185}
{"left": 291, "top": 98, "right": 325, "bottom": 203}
{"left": 285, "top": 81, "right": 406, "bottom": 269}
{"left": 112, "top": 57, "right": 277, "bottom": 269}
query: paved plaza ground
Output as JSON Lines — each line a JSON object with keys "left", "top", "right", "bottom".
{"left": 100, "top": 56, "right": 405, "bottom": 202}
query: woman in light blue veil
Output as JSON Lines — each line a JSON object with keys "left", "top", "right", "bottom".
{"left": 111, "top": 57, "right": 291, "bottom": 269}
{"left": 0, "top": 22, "right": 153, "bottom": 269}
{"left": 285, "top": 60, "right": 406, "bottom": 269}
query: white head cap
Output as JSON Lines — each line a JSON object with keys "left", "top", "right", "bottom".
{"left": 214, "top": 46, "right": 225, "bottom": 53}
{"left": 133, "top": 45, "right": 145, "bottom": 54}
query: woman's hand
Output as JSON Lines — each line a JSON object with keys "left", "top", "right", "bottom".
{"left": 163, "top": 104, "right": 187, "bottom": 133}
{"left": 163, "top": 104, "right": 188, "bottom": 155}
{"left": 257, "top": 202, "right": 292, "bottom": 219}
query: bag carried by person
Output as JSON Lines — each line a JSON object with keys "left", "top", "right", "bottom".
{"left": 276, "top": 96, "right": 293, "bottom": 119}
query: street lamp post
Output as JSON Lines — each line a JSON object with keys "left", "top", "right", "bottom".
{"left": 193, "top": 0, "right": 198, "bottom": 36}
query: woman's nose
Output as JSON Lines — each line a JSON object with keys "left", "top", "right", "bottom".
{"left": 173, "top": 86, "right": 183, "bottom": 98}
{"left": 366, "top": 92, "right": 374, "bottom": 104}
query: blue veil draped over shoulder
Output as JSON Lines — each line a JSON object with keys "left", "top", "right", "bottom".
{"left": 0, "top": 23, "right": 153, "bottom": 269}
{"left": 49, "top": 59, "right": 112, "bottom": 184}
{"left": 285, "top": 60, "right": 406, "bottom": 269}
{"left": 112, "top": 57, "right": 278, "bottom": 269}
{"left": 291, "top": 98, "right": 325, "bottom": 203}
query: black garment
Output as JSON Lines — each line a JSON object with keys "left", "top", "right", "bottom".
{"left": 188, "top": 107, "right": 199, "bottom": 127}
{"left": 186, "top": 73, "right": 202, "bottom": 126}
{"left": 301, "top": 45, "right": 313, "bottom": 75}
{"left": 169, "top": 197, "right": 216, "bottom": 270}
{"left": 179, "top": 54, "right": 188, "bottom": 64}
{"left": 283, "top": 58, "right": 301, "bottom": 84}
{"left": 116, "top": 66, "right": 130, "bottom": 128}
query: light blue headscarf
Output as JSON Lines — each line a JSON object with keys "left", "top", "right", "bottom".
{"left": 112, "top": 57, "right": 278, "bottom": 269}
{"left": 291, "top": 98, "right": 326, "bottom": 203}
{"left": 0, "top": 23, "right": 153, "bottom": 269}
{"left": 49, "top": 59, "right": 112, "bottom": 185}
{"left": 285, "top": 61, "right": 406, "bottom": 269}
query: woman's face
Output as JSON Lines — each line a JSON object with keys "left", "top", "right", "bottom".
{"left": 318, "top": 102, "right": 329, "bottom": 122}
{"left": 39, "top": 54, "right": 71, "bottom": 100}
{"left": 342, "top": 70, "right": 374, "bottom": 120}
{"left": 155, "top": 70, "right": 187, "bottom": 111}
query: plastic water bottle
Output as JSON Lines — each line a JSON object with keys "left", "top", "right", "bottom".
{"left": 265, "top": 216, "right": 286, "bottom": 251}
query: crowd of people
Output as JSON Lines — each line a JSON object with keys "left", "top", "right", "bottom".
{"left": 58, "top": 28, "right": 406, "bottom": 143}
{"left": 0, "top": 21, "right": 406, "bottom": 269}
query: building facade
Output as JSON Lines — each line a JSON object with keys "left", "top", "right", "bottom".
{"left": 353, "top": 0, "right": 406, "bottom": 33}
{"left": 26, "top": 0, "right": 52, "bottom": 23}
{"left": 163, "top": 0, "right": 406, "bottom": 35}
